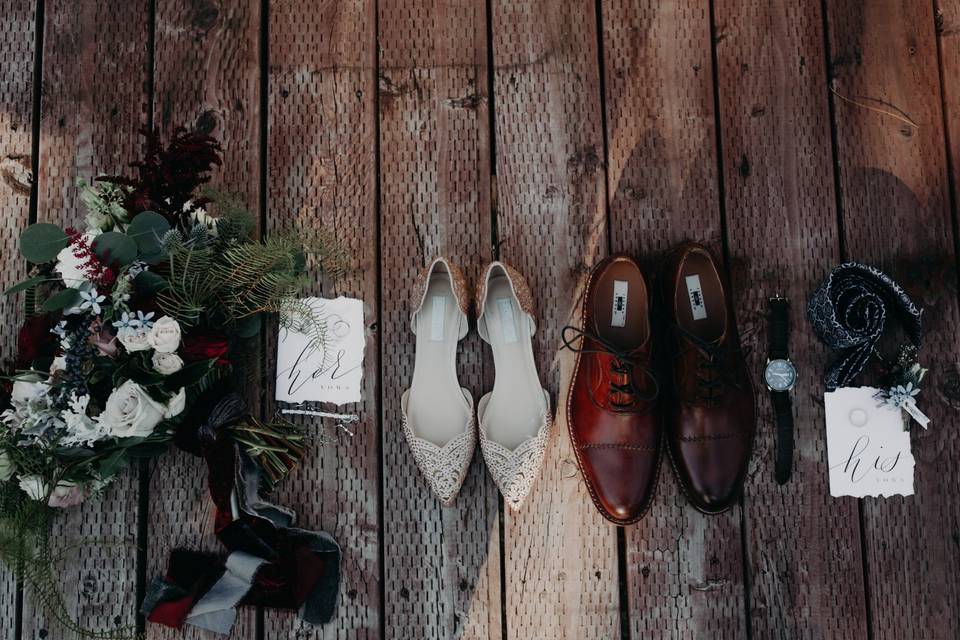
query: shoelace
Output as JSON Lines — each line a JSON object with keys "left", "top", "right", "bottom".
{"left": 673, "top": 325, "right": 744, "bottom": 404}
{"left": 561, "top": 325, "right": 659, "bottom": 408}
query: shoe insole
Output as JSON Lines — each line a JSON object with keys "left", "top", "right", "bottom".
{"left": 674, "top": 250, "right": 726, "bottom": 342}
{"left": 408, "top": 274, "right": 471, "bottom": 447}
{"left": 481, "top": 275, "right": 546, "bottom": 451}
{"left": 590, "top": 259, "right": 649, "bottom": 351}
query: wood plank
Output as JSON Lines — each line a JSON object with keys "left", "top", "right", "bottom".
{"left": 490, "top": 2, "right": 619, "bottom": 638}
{"left": 600, "top": 1, "right": 747, "bottom": 636}
{"left": 824, "top": 2, "right": 960, "bottom": 637}
{"left": 146, "top": 1, "right": 260, "bottom": 638}
{"left": 712, "top": 1, "right": 869, "bottom": 637}
{"left": 0, "top": 1, "right": 37, "bottom": 637}
{"left": 939, "top": 1, "right": 960, "bottom": 215}
{"left": 377, "top": 1, "right": 500, "bottom": 639}
{"left": 263, "top": 1, "right": 380, "bottom": 637}
{"left": 21, "top": 1, "right": 150, "bottom": 637}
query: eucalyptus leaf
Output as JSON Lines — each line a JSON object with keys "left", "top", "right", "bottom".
{"left": 3, "top": 275, "right": 48, "bottom": 297}
{"left": 92, "top": 231, "right": 138, "bottom": 266}
{"left": 98, "top": 449, "right": 129, "bottom": 477}
{"left": 41, "top": 288, "right": 81, "bottom": 312}
{"left": 133, "top": 270, "right": 168, "bottom": 296}
{"left": 127, "top": 211, "right": 170, "bottom": 259}
{"left": 20, "top": 223, "right": 68, "bottom": 264}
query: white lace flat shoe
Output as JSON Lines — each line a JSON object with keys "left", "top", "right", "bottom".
{"left": 475, "top": 261, "right": 552, "bottom": 510}
{"left": 402, "top": 257, "right": 476, "bottom": 505}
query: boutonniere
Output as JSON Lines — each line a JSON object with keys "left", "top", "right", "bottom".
{"left": 874, "top": 345, "right": 930, "bottom": 430}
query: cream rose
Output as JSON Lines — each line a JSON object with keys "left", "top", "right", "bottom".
{"left": 54, "top": 232, "right": 99, "bottom": 288}
{"left": 98, "top": 380, "right": 170, "bottom": 438}
{"left": 47, "top": 481, "right": 90, "bottom": 508}
{"left": 148, "top": 316, "right": 182, "bottom": 353}
{"left": 152, "top": 351, "right": 184, "bottom": 375}
{"left": 118, "top": 329, "right": 151, "bottom": 353}
{"left": 18, "top": 475, "right": 47, "bottom": 501}
{"left": 165, "top": 388, "right": 187, "bottom": 419}
{"left": 11, "top": 380, "right": 49, "bottom": 404}
{"left": 0, "top": 452, "right": 15, "bottom": 482}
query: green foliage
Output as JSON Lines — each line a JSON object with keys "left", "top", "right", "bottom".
{"left": 20, "top": 224, "right": 68, "bottom": 264}
{"left": 0, "top": 485, "right": 141, "bottom": 639}
{"left": 228, "top": 417, "right": 306, "bottom": 492}
{"left": 157, "top": 228, "right": 342, "bottom": 333}
{"left": 41, "top": 288, "right": 81, "bottom": 313}
{"left": 198, "top": 187, "right": 255, "bottom": 242}
{"left": 79, "top": 179, "right": 130, "bottom": 231}
{"left": 3, "top": 275, "right": 49, "bottom": 297}
{"left": 126, "top": 211, "right": 171, "bottom": 263}
{"left": 92, "top": 232, "right": 138, "bottom": 267}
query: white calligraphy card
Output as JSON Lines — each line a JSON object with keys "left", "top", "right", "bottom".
{"left": 275, "top": 297, "right": 365, "bottom": 406}
{"left": 824, "top": 386, "right": 915, "bottom": 498}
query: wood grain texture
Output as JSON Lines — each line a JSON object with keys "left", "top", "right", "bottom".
{"left": 713, "top": 1, "right": 869, "bottom": 638}
{"left": 146, "top": 1, "right": 261, "bottom": 638}
{"left": 939, "top": 0, "right": 960, "bottom": 236}
{"left": 824, "top": 2, "right": 960, "bottom": 638}
{"left": 378, "top": 1, "right": 500, "bottom": 639}
{"left": 21, "top": 1, "right": 149, "bottom": 637}
{"left": 600, "top": 2, "right": 746, "bottom": 635}
{"left": 264, "top": 1, "right": 379, "bottom": 637}
{"left": 0, "top": 1, "right": 36, "bottom": 637}
{"left": 490, "top": 2, "right": 618, "bottom": 638}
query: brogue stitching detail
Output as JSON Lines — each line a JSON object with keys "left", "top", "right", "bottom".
{"left": 677, "top": 431, "right": 751, "bottom": 443}
{"left": 580, "top": 443, "right": 658, "bottom": 452}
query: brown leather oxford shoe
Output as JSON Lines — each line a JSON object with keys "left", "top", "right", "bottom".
{"left": 564, "top": 255, "right": 662, "bottom": 525}
{"left": 660, "top": 243, "right": 755, "bottom": 514}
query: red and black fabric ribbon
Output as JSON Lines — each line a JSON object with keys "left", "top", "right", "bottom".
{"left": 142, "top": 388, "right": 340, "bottom": 634}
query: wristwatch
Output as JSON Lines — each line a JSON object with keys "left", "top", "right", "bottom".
{"left": 764, "top": 296, "right": 796, "bottom": 485}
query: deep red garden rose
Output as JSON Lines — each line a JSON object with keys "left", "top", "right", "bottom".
{"left": 17, "top": 314, "right": 58, "bottom": 367}
{"left": 181, "top": 331, "right": 230, "bottom": 365}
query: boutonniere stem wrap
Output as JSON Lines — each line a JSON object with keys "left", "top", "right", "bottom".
{"left": 874, "top": 346, "right": 930, "bottom": 430}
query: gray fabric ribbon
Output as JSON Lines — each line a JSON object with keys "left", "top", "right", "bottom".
{"left": 808, "top": 262, "right": 923, "bottom": 389}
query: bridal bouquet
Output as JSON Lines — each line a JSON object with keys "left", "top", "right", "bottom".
{"left": 0, "top": 128, "right": 343, "bottom": 636}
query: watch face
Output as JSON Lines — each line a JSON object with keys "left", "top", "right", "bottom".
{"left": 764, "top": 359, "right": 797, "bottom": 392}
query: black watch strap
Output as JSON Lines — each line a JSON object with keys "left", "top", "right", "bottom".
{"left": 772, "top": 390, "right": 793, "bottom": 484}
{"left": 768, "top": 297, "right": 793, "bottom": 484}
{"left": 768, "top": 297, "right": 790, "bottom": 360}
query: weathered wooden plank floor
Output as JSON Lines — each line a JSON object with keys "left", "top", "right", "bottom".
{"left": 0, "top": 1, "right": 958, "bottom": 639}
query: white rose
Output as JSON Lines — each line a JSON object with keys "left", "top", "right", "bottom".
{"left": 54, "top": 232, "right": 99, "bottom": 288}
{"left": 152, "top": 351, "right": 184, "bottom": 375}
{"left": 49, "top": 356, "right": 67, "bottom": 374}
{"left": 148, "top": 316, "right": 181, "bottom": 353}
{"left": 118, "top": 328, "right": 151, "bottom": 353}
{"left": 11, "top": 380, "right": 48, "bottom": 405}
{"left": 98, "top": 380, "right": 169, "bottom": 438}
{"left": 47, "top": 481, "right": 90, "bottom": 508}
{"left": 165, "top": 388, "right": 186, "bottom": 418}
{"left": 0, "top": 452, "right": 15, "bottom": 482}
{"left": 18, "top": 475, "right": 48, "bottom": 501}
